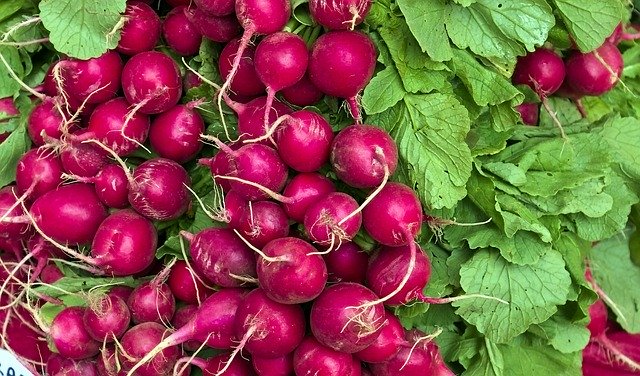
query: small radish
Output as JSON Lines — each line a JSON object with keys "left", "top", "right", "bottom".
{"left": 93, "top": 164, "right": 130, "bottom": 209}
{"left": 15, "top": 148, "right": 64, "bottom": 201}
{"left": 149, "top": 103, "right": 204, "bottom": 163}
{"left": 40, "top": 263, "right": 64, "bottom": 283}
{"left": 310, "top": 282, "right": 386, "bottom": 353}
{"left": 163, "top": 6, "right": 203, "bottom": 56}
{"left": 293, "top": 336, "right": 360, "bottom": 376}
{"left": 168, "top": 260, "right": 212, "bottom": 304}
{"left": 512, "top": 48, "right": 565, "bottom": 97}
{"left": 236, "top": 200, "right": 290, "bottom": 248}
{"left": 224, "top": 190, "right": 248, "bottom": 228}
{"left": 303, "top": 192, "right": 362, "bottom": 247}
{"left": 281, "top": 73, "right": 324, "bottom": 107}
{"left": 59, "top": 131, "right": 110, "bottom": 177}
{"left": 108, "top": 286, "right": 134, "bottom": 302}
{"left": 4, "top": 305, "right": 53, "bottom": 366}
{"left": 309, "top": 0, "right": 373, "bottom": 30}
{"left": 281, "top": 172, "right": 336, "bottom": 222}
{"left": 120, "top": 322, "right": 180, "bottom": 376}
{"left": 27, "top": 98, "right": 73, "bottom": 146}
{"left": 355, "top": 311, "right": 405, "bottom": 363}
{"left": 252, "top": 353, "right": 294, "bottom": 376}
{"left": 58, "top": 50, "right": 123, "bottom": 104}
{"left": 325, "top": 242, "right": 368, "bottom": 283}
{"left": 50, "top": 307, "right": 101, "bottom": 359}
{"left": 83, "top": 294, "right": 131, "bottom": 342}
{"left": 128, "top": 280, "right": 176, "bottom": 324}
{"left": 309, "top": 30, "right": 376, "bottom": 121}
{"left": 95, "top": 346, "right": 119, "bottom": 376}
{"left": 117, "top": 1, "right": 162, "bottom": 55}
{"left": 218, "top": 38, "right": 265, "bottom": 97}
{"left": 122, "top": 51, "right": 183, "bottom": 115}
{"left": 254, "top": 32, "right": 309, "bottom": 130}
{"left": 50, "top": 360, "right": 99, "bottom": 376}
{"left": 194, "top": 0, "right": 235, "bottom": 16}
{"left": 565, "top": 42, "right": 624, "bottom": 96}
{"left": 187, "top": 7, "right": 242, "bottom": 43}
{"left": 370, "top": 340, "right": 436, "bottom": 376}
{"left": 515, "top": 102, "right": 539, "bottom": 125}
{"left": 225, "top": 95, "right": 292, "bottom": 143}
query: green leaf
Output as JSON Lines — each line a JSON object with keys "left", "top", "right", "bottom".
{"left": 32, "top": 276, "right": 138, "bottom": 299}
{"left": 39, "top": 0, "right": 127, "bottom": 59}
{"left": 463, "top": 337, "right": 504, "bottom": 376}
{"left": 553, "top": 0, "right": 624, "bottom": 52}
{"left": 599, "top": 116, "right": 640, "bottom": 183}
{"left": 362, "top": 66, "right": 405, "bottom": 115}
{"left": 0, "top": 120, "right": 29, "bottom": 187}
{"left": 454, "top": 249, "right": 571, "bottom": 343}
{"left": 0, "top": 46, "right": 24, "bottom": 98}
{"left": 396, "top": 0, "right": 453, "bottom": 62}
{"left": 500, "top": 344, "right": 581, "bottom": 375}
{"left": 0, "top": 2, "right": 22, "bottom": 23}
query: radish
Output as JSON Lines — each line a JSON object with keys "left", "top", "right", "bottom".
{"left": 254, "top": 32, "right": 308, "bottom": 130}
{"left": 303, "top": 192, "right": 362, "bottom": 247}
{"left": 192, "top": 353, "right": 255, "bottom": 376}
{"left": 584, "top": 333, "right": 640, "bottom": 375}
{"left": 512, "top": 48, "right": 565, "bottom": 97}
{"left": 194, "top": 0, "right": 235, "bottom": 16}
{"left": 236, "top": 200, "right": 290, "bottom": 248}
{"left": 27, "top": 98, "right": 73, "bottom": 146}
{"left": 172, "top": 305, "right": 202, "bottom": 351}
{"left": 281, "top": 73, "right": 324, "bottom": 107}
{"left": 515, "top": 102, "right": 539, "bottom": 126}
{"left": 325, "top": 242, "right": 368, "bottom": 283}
{"left": 310, "top": 282, "right": 386, "bottom": 353}
{"left": 47, "top": 354, "right": 75, "bottom": 375}
{"left": 59, "top": 131, "right": 110, "bottom": 178}
{"left": 588, "top": 299, "right": 608, "bottom": 337}
{"left": 121, "top": 51, "right": 183, "bottom": 115}
{"left": 187, "top": 7, "right": 242, "bottom": 43}
{"left": 330, "top": 124, "right": 398, "bottom": 189}
{"left": 309, "top": 30, "right": 376, "bottom": 121}
{"left": 199, "top": 143, "right": 240, "bottom": 192}
{"left": 252, "top": 353, "right": 294, "bottom": 376}
{"left": 282, "top": 172, "right": 336, "bottom": 222}
{"left": 149, "top": 103, "right": 204, "bottom": 163}
{"left": 117, "top": 1, "right": 162, "bottom": 55}
{"left": 369, "top": 342, "right": 435, "bottom": 376}
{"left": 95, "top": 346, "right": 120, "bottom": 376}
{"left": 565, "top": 42, "right": 624, "bottom": 96}
{"left": 218, "top": 38, "right": 265, "bottom": 97}
{"left": 108, "top": 286, "right": 134, "bottom": 302}
{"left": 182, "top": 228, "right": 257, "bottom": 287}
{"left": 168, "top": 260, "right": 212, "bottom": 304}
{"left": 271, "top": 110, "right": 334, "bottom": 172}
{"left": 128, "top": 279, "right": 176, "bottom": 324}
{"left": 58, "top": 51, "right": 123, "bottom": 105}
{"left": 224, "top": 190, "right": 248, "bottom": 228}
{"left": 120, "top": 322, "right": 180, "bottom": 376}
{"left": 93, "top": 164, "right": 130, "bottom": 209}
{"left": 355, "top": 311, "right": 405, "bottom": 363}
{"left": 166, "top": 0, "right": 190, "bottom": 5}
{"left": 163, "top": 6, "right": 203, "bottom": 56}
{"left": 293, "top": 336, "right": 360, "bottom": 376}
{"left": 255, "top": 236, "right": 328, "bottom": 304}
{"left": 309, "top": 0, "right": 373, "bottom": 30}
{"left": 83, "top": 294, "right": 131, "bottom": 342}
{"left": 50, "top": 307, "right": 101, "bottom": 359}
{"left": 40, "top": 263, "right": 64, "bottom": 283}
{"left": 225, "top": 96, "right": 292, "bottom": 143}
{"left": 3, "top": 305, "right": 53, "bottom": 366}
{"left": 15, "top": 148, "right": 64, "bottom": 201}
{"left": 405, "top": 329, "right": 454, "bottom": 376}
{"left": 50, "top": 360, "right": 99, "bottom": 376}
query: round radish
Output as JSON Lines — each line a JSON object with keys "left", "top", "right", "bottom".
{"left": 194, "top": 0, "right": 235, "bottom": 16}
{"left": 50, "top": 307, "right": 101, "bottom": 359}
{"left": 4, "top": 305, "right": 53, "bottom": 365}
{"left": 120, "top": 322, "right": 180, "bottom": 375}
{"left": 128, "top": 280, "right": 176, "bottom": 324}
{"left": 87, "top": 97, "right": 150, "bottom": 156}
{"left": 27, "top": 98, "right": 71, "bottom": 146}
{"left": 565, "top": 42, "right": 623, "bottom": 96}
{"left": 149, "top": 103, "right": 204, "bottom": 163}
{"left": 83, "top": 294, "right": 131, "bottom": 342}
{"left": 50, "top": 360, "right": 99, "bottom": 376}
{"left": 59, "top": 51, "right": 123, "bottom": 104}
{"left": 588, "top": 299, "right": 608, "bottom": 337}
{"left": 224, "top": 190, "right": 248, "bottom": 228}
{"left": 163, "top": 6, "right": 203, "bottom": 56}
{"left": 117, "top": 1, "right": 162, "bottom": 55}
{"left": 355, "top": 311, "right": 405, "bottom": 363}
{"left": 93, "top": 164, "right": 130, "bottom": 209}
{"left": 168, "top": 260, "right": 212, "bottom": 304}
{"left": 281, "top": 172, "right": 336, "bottom": 222}
{"left": 219, "top": 38, "right": 265, "bottom": 97}
{"left": 237, "top": 200, "right": 290, "bottom": 248}
{"left": 309, "top": 0, "right": 373, "bottom": 30}
{"left": 15, "top": 148, "right": 64, "bottom": 201}
{"left": 275, "top": 110, "right": 334, "bottom": 172}
{"left": 59, "top": 131, "right": 110, "bottom": 178}
{"left": 252, "top": 354, "right": 294, "bottom": 376}
{"left": 229, "top": 96, "right": 292, "bottom": 143}
{"left": 281, "top": 73, "right": 324, "bottom": 107}
{"left": 187, "top": 7, "right": 242, "bottom": 43}
{"left": 325, "top": 242, "right": 368, "bottom": 283}
{"left": 108, "top": 285, "right": 134, "bottom": 302}
{"left": 515, "top": 102, "right": 539, "bottom": 126}
{"left": 511, "top": 48, "right": 565, "bottom": 97}
{"left": 41, "top": 263, "right": 64, "bottom": 283}
{"left": 304, "top": 192, "right": 362, "bottom": 246}
{"left": 370, "top": 342, "right": 435, "bottom": 376}
{"left": 293, "top": 336, "right": 360, "bottom": 376}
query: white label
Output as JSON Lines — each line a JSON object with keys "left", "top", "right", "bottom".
{"left": 0, "top": 349, "right": 35, "bottom": 376}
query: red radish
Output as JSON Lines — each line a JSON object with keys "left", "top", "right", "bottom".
{"left": 27, "top": 98, "right": 72, "bottom": 146}
{"left": 293, "top": 336, "right": 360, "bottom": 376}
{"left": 254, "top": 32, "right": 308, "bottom": 129}
{"left": 15, "top": 148, "right": 64, "bottom": 201}
{"left": 195, "top": 353, "right": 255, "bottom": 376}
{"left": 4, "top": 306, "right": 53, "bottom": 365}
{"left": 325, "top": 242, "right": 368, "bottom": 283}
{"left": 282, "top": 172, "right": 336, "bottom": 222}
{"left": 108, "top": 286, "right": 134, "bottom": 302}
{"left": 172, "top": 305, "right": 202, "bottom": 351}
{"left": 86, "top": 97, "right": 150, "bottom": 156}
{"left": 512, "top": 48, "right": 565, "bottom": 97}
{"left": 310, "top": 282, "right": 386, "bottom": 353}
{"left": 163, "top": 6, "right": 203, "bottom": 56}
{"left": 47, "top": 354, "right": 75, "bottom": 375}
{"left": 309, "top": 30, "right": 376, "bottom": 121}
{"left": 588, "top": 299, "right": 608, "bottom": 337}
{"left": 218, "top": 38, "right": 265, "bottom": 97}
{"left": 281, "top": 73, "right": 324, "bottom": 107}
{"left": 252, "top": 354, "right": 294, "bottom": 376}
{"left": 405, "top": 329, "right": 454, "bottom": 376}
{"left": 584, "top": 335, "right": 640, "bottom": 375}
{"left": 309, "top": 0, "right": 373, "bottom": 30}
{"left": 117, "top": 1, "right": 162, "bottom": 55}
{"left": 168, "top": 260, "right": 212, "bottom": 304}
{"left": 224, "top": 190, "right": 248, "bottom": 228}
{"left": 50, "top": 307, "right": 101, "bottom": 359}
{"left": 182, "top": 228, "right": 257, "bottom": 287}
{"left": 121, "top": 51, "right": 183, "bottom": 115}
{"left": 199, "top": 144, "right": 239, "bottom": 192}
{"left": 187, "top": 8, "right": 242, "bottom": 43}
{"left": 303, "top": 192, "right": 362, "bottom": 246}
{"left": 273, "top": 110, "right": 333, "bottom": 172}
{"left": 194, "top": 0, "right": 235, "bottom": 16}
{"left": 128, "top": 280, "right": 176, "bottom": 324}
{"left": 184, "top": 71, "right": 203, "bottom": 91}
{"left": 232, "top": 288, "right": 305, "bottom": 358}
{"left": 59, "top": 51, "right": 123, "bottom": 104}
{"left": 83, "top": 294, "right": 131, "bottom": 342}
{"left": 330, "top": 124, "right": 398, "bottom": 189}
{"left": 355, "top": 311, "right": 405, "bottom": 363}
{"left": 0, "top": 96, "right": 18, "bottom": 118}
{"left": 255, "top": 237, "right": 328, "bottom": 304}
{"left": 59, "top": 131, "right": 110, "bottom": 177}
{"left": 93, "top": 164, "right": 130, "bottom": 209}
{"left": 96, "top": 346, "right": 120, "bottom": 376}
{"left": 50, "top": 360, "right": 99, "bottom": 376}
{"left": 225, "top": 96, "right": 292, "bottom": 143}
{"left": 370, "top": 343, "right": 435, "bottom": 376}
{"left": 40, "top": 263, "right": 64, "bottom": 283}
{"left": 120, "top": 322, "right": 180, "bottom": 376}
{"left": 565, "top": 42, "right": 624, "bottom": 96}
{"left": 149, "top": 103, "right": 204, "bottom": 163}
{"left": 515, "top": 102, "right": 539, "bottom": 126}
{"left": 237, "top": 200, "right": 290, "bottom": 248}
{"left": 128, "top": 158, "right": 192, "bottom": 221}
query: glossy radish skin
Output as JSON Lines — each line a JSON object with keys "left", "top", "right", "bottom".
{"left": 234, "top": 288, "right": 306, "bottom": 357}
{"left": 184, "top": 228, "right": 257, "bottom": 288}
{"left": 219, "top": 38, "right": 265, "bottom": 97}
{"left": 163, "top": 6, "right": 203, "bottom": 56}
{"left": 237, "top": 200, "right": 290, "bottom": 248}
{"left": 129, "top": 158, "right": 191, "bottom": 221}
{"left": 281, "top": 73, "right": 324, "bottom": 107}
{"left": 565, "top": 42, "right": 624, "bottom": 96}
{"left": 235, "top": 0, "right": 291, "bottom": 35}
{"left": 257, "top": 237, "right": 328, "bottom": 304}
{"left": 275, "top": 110, "right": 334, "bottom": 172}
{"left": 252, "top": 354, "right": 294, "bottom": 376}
{"left": 325, "top": 242, "right": 368, "bottom": 283}
{"left": 362, "top": 182, "right": 423, "bottom": 246}
{"left": 60, "top": 51, "right": 123, "bottom": 104}
{"left": 93, "top": 164, "right": 130, "bottom": 209}
{"left": 171, "top": 305, "right": 202, "bottom": 351}
{"left": 194, "top": 0, "right": 235, "bottom": 16}
{"left": 516, "top": 102, "right": 539, "bottom": 126}
{"left": 231, "top": 97, "right": 292, "bottom": 144}
{"left": 149, "top": 104, "right": 204, "bottom": 163}
{"left": 282, "top": 172, "right": 336, "bottom": 222}
{"left": 293, "top": 336, "right": 359, "bottom": 376}
{"left": 224, "top": 190, "right": 247, "bottom": 228}
{"left": 128, "top": 281, "right": 176, "bottom": 324}
{"left": 370, "top": 343, "right": 435, "bottom": 376}
{"left": 355, "top": 311, "right": 405, "bottom": 363}
{"left": 121, "top": 323, "right": 180, "bottom": 376}
{"left": 168, "top": 260, "right": 212, "bottom": 304}
{"left": 117, "top": 1, "right": 162, "bottom": 55}
{"left": 330, "top": 124, "right": 398, "bottom": 188}
{"left": 27, "top": 98, "right": 69, "bottom": 146}
{"left": 310, "top": 282, "right": 386, "bottom": 353}
{"left": 87, "top": 97, "right": 150, "bottom": 156}
{"left": 108, "top": 286, "right": 134, "bottom": 302}
{"left": 50, "top": 307, "right": 101, "bottom": 359}
{"left": 225, "top": 144, "right": 289, "bottom": 201}
{"left": 587, "top": 299, "right": 608, "bottom": 337}
{"left": 122, "top": 51, "right": 183, "bottom": 114}
{"left": 15, "top": 148, "right": 64, "bottom": 200}
{"left": 511, "top": 48, "right": 565, "bottom": 97}
{"left": 365, "top": 244, "right": 431, "bottom": 306}
{"left": 60, "top": 131, "right": 110, "bottom": 178}
{"left": 304, "top": 192, "right": 362, "bottom": 245}
{"left": 91, "top": 209, "right": 157, "bottom": 276}
{"left": 31, "top": 183, "right": 108, "bottom": 245}
{"left": 83, "top": 294, "right": 131, "bottom": 342}
{"left": 187, "top": 8, "right": 242, "bottom": 43}
{"left": 309, "top": 0, "right": 373, "bottom": 30}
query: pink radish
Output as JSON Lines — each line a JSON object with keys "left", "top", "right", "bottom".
{"left": 565, "top": 42, "right": 624, "bottom": 96}
{"left": 83, "top": 294, "right": 131, "bottom": 342}
{"left": 187, "top": 7, "right": 242, "bottom": 43}
{"left": 120, "top": 322, "right": 181, "bottom": 376}
{"left": 325, "top": 242, "right": 368, "bottom": 283}
{"left": 59, "top": 131, "right": 110, "bottom": 177}
{"left": 163, "top": 6, "right": 203, "bottom": 56}
{"left": 50, "top": 307, "right": 101, "bottom": 359}
{"left": 27, "top": 98, "right": 74, "bottom": 146}
{"left": 281, "top": 172, "right": 336, "bottom": 222}
{"left": 218, "top": 38, "right": 265, "bottom": 97}
{"left": 58, "top": 50, "right": 122, "bottom": 104}
{"left": 303, "top": 192, "right": 362, "bottom": 247}
{"left": 93, "top": 164, "right": 130, "bottom": 209}
{"left": 15, "top": 148, "right": 64, "bottom": 201}
{"left": 309, "top": 0, "right": 373, "bottom": 30}
{"left": 515, "top": 102, "right": 539, "bottom": 125}
{"left": 128, "top": 280, "right": 176, "bottom": 324}
{"left": 194, "top": 0, "right": 235, "bottom": 16}
{"left": 149, "top": 103, "right": 204, "bottom": 163}
{"left": 117, "top": 1, "right": 162, "bottom": 55}
{"left": 512, "top": 48, "right": 565, "bottom": 97}
{"left": 355, "top": 311, "right": 405, "bottom": 363}
{"left": 236, "top": 200, "right": 290, "bottom": 248}
{"left": 167, "top": 260, "right": 213, "bottom": 304}
{"left": 281, "top": 73, "right": 324, "bottom": 107}
{"left": 293, "top": 336, "right": 360, "bottom": 376}
{"left": 252, "top": 353, "right": 294, "bottom": 376}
